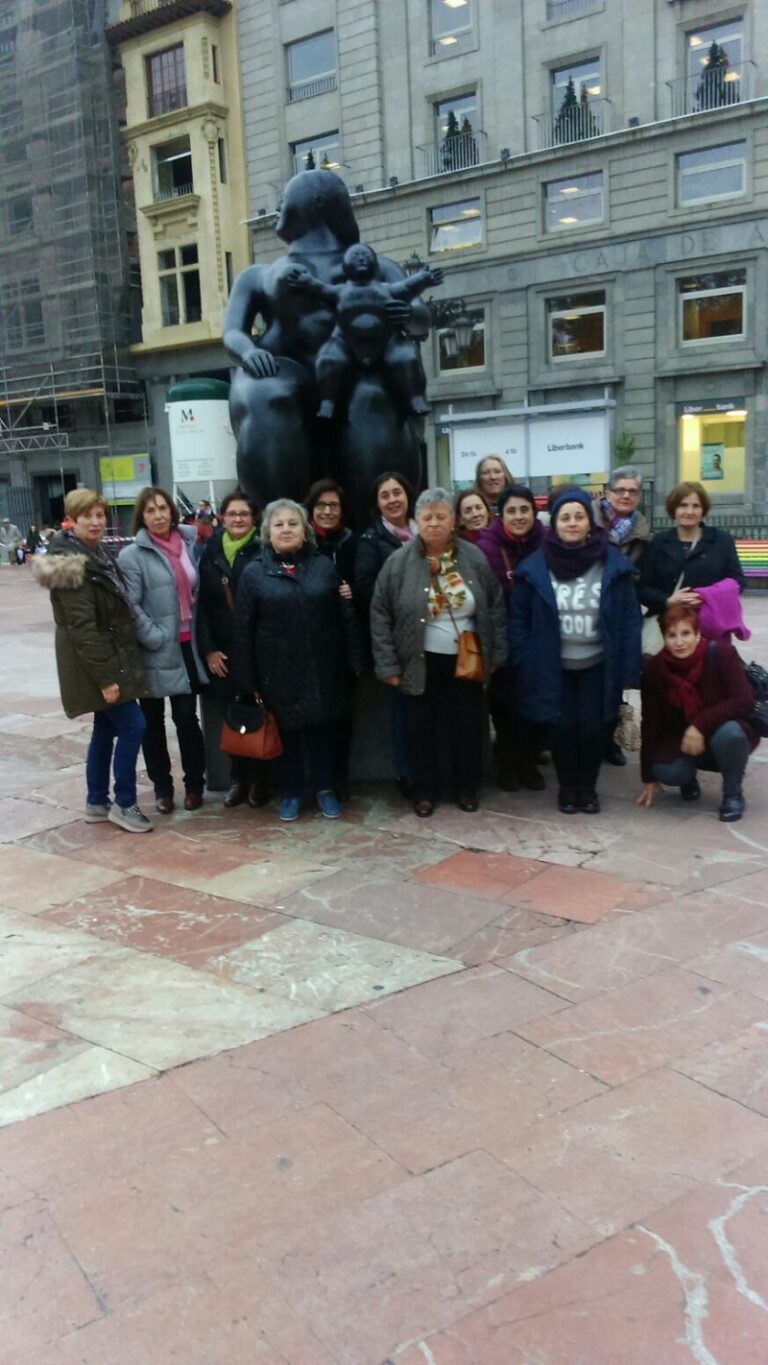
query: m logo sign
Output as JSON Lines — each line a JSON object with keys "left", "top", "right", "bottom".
{"left": 180, "top": 408, "right": 195, "bottom": 422}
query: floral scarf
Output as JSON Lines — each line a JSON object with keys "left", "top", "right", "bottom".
{"left": 600, "top": 498, "right": 636, "bottom": 546}
{"left": 425, "top": 549, "right": 468, "bottom": 619}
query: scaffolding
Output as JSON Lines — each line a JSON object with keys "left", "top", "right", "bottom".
{"left": 0, "top": 0, "right": 143, "bottom": 520}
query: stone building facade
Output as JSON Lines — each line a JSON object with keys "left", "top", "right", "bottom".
{"left": 238, "top": 0, "right": 768, "bottom": 519}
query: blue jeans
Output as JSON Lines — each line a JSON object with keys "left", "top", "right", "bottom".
{"left": 86, "top": 701, "right": 146, "bottom": 809}
{"left": 652, "top": 720, "right": 749, "bottom": 799}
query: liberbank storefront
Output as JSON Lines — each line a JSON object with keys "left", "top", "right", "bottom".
{"left": 441, "top": 397, "right": 613, "bottom": 494}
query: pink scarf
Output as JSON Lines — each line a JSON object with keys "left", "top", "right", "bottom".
{"left": 149, "top": 529, "right": 196, "bottom": 633}
{"left": 382, "top": 517, "right": 415, "bottom": 544}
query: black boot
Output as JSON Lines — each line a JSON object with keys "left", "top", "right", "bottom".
{"left": 223, "top": 782, "right": 247, "bottom": 809}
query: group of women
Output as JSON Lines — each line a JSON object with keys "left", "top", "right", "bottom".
{"left": 36, "top": 458, "right": 758, "bottom": 831}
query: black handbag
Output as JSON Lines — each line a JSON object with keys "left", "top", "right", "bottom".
{"left": 744, "top": 660, "right": 768, "bottom": 738}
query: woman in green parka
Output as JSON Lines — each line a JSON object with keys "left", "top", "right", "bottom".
{"left": 33, "top": 489, "right": 153, "bottom": 833}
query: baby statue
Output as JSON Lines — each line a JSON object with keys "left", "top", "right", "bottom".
{"left": 286, "top": 243, "right": 443, "bottom": 419}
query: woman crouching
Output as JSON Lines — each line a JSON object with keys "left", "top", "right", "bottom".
{"left": 637, "top": 603, "right": 758, "bottom": 823}
{"left": 370, "top": 487, "right": 507, "bottom": 817}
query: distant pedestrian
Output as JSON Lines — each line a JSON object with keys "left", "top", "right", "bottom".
{"left": 0, "top": 518, "right": 21, "bottom": 565}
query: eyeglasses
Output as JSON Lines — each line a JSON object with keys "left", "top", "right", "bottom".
{"left": 227, "top": 511, "right": 251, "bottom": 518}
{"left": 612, "top": 487, "right": 640, "bottom": 497}
{"left": 316, "top": 501, "right": 341, "bottom": 511}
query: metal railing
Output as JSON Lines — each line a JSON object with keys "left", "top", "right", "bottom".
{"left": 546, "top": 0, "right": 601, "bottom": 20}
{"left": 417, "top": 129, "right": 489, "bottom": 179}
{"left": 287, "top": 73, "right": 337, "bottom": 103}
{"left": 130, "top": 0, "right": 177, "bottom": 16}
{"left": 667, "top": 60, "right": 755, "bottom": 118}
{"left": 154, "top": 183, "right": 194, "bottom": 202}
{"left": 533, "top": 96, "right": 610, "bottom": 150}
{"left": 148, "top": 85, "right": 188, "bottom": 118}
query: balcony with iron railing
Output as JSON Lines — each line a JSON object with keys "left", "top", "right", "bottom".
{"left": 667, "top": 60, "right": 755, "bottom": 119}
{"left": 287, "top": 73, "right": 337, "bottom": 103}
{"left": 533, "top": 97, "right": 610, "bottom": 150}
{"left": 148, "top": 85, "right": 188, "bottom": 118}
{"left": 546, "top": 0, "right": 602, "bottom": 21}
{"left": 416, "top": 129, "right": 489, "bottom": 179}
{"left": 154, "top": 182, "right": 194, "bottom": 202}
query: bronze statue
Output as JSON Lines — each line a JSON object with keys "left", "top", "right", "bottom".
{"left": 223, "top": 170, "right": 439, "bottom": 520}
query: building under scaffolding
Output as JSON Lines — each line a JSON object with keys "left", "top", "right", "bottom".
{"left": 0, "top": 0, "right": 147, "bottom": 528}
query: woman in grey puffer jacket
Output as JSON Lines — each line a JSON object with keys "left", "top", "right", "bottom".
{"left": 119, "top": 487, "right": 207, "bottom": 813}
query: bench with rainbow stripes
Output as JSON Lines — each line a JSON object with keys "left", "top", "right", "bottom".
{"left": 736, "top": 539, "right": 768, "bottom": 578}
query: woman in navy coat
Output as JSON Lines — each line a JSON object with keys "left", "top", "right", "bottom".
{"left": 509, "top": 487, "right": 642, "bottom": 814}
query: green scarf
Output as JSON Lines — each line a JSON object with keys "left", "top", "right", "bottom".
{"left": 222, "top": 527, "right": 256, "bottom": 567}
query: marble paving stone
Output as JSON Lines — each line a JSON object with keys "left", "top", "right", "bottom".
{"left": 280, "top": 869, "right": 503, "bottom": 954}
{"left": 2, "top": 1275, "right": 340, "bottom": 1365}
{"left": 0, "top": 761, "right": 67, "bottom": 798}
{"left": 687, "top": 930, "right": 768, "bottom": 1000}
{"left": 2, "top": 946, "right": 325, "bottom": 1070}
{"left": 0, "top": 797, "right": 77, "bottom": 843}
{"left": 413, "top": 849, "right": 547, "bottom": 901}
{"left": 677, "top": 1020, "right": 768, "bottom": 1115}
{"left": 0, "top": 844, "right": 125, "bottom": 914}
{"left": 0, "top": 1044, "right": 155, "bottom": 1129}
{"left": 392, "top": 1221, "right": 758, "bottom": 1365}
{"left": 502, "top": 862, "right": 660, "bottom": 923}
{"left": 360, "top": 962, "right": 568, "bottom": 1057}
{"left": 385, "top": 805, "right": 612, "bottom": 866}
{"left": 516, "top": 966, "right": 768, "bottom": 1086}
{"left": 0, "top": 1199, "right": 107, "bottom": 1360}
{"left": 499, "top": 888, "right": 768, "bottom": 1003}
{"left": 492, "top": 1068, "right": 768, "bottom": 1236}
{"left": 0, "top": 713, "right": 87, "bottom": 740}
{"left": 0, "top": 908, "right": 111, "bottom": 996}
{"left": 583, "top": 836, "right": 767, "bottom": 890}
{"left": 208, "top": 919, "right": 462, "bottom": 1012}
{"left": 337, "top": 1032, "right": 606, "bottom": 1176}
{"left": 42, "top": 875, "right": 287, "bottom": 967}
{"left": 22, "top": 822, "right": 258, "bottom": 878}
{"left": 712, "top": 864, "right": 768, "bottom": 905}
{"left": 171, "top": 1010, "right": 444, "bottom": 1137}
{"left": 0, "top": 1006, "right": 88, "bottom": 1093}
{"left": 199, "top": 854, "right": 339, "bottom": 906}
{"left": 447, "top": 905, "right": 583, "bottom": 966}
{"left": 26, "top": 770, "right": 153, "bottom": 815}
{"left": 214, "top": 816, "right": 452, "bottom": 876}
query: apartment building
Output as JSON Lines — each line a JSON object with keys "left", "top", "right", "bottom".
{"left": 106, "top": 0, "right": 251, "bottom": 486}
{"left": 0, "top": 0, "right": 145, "bottom": 528}
{"left": 237, "top": 0, "right": 768, "bottom": 517}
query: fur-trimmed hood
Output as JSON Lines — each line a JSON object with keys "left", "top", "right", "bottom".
{"left": 32, "top": 551, "right": 88, "bottom": 591}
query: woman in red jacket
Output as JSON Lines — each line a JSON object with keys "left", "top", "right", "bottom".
{"left": 637, "top": 603, "right": 758, "bottom": 823}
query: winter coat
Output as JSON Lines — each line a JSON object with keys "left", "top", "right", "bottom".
{"left": 508, "top": 545, "right": 642, "bottom": 724}
{"left": 195, "top": 528, "right": 262, "bottom": 703}
{"left": 118, "top": 524, "right": 207, "bottom": 699}
{"left": 641, "top": 640, "right": 759, "bottom": 783}
{"left": 314, "top": 524, "right": 358, "bottom": 587}
{"left": 33, "top": 534, "right": 146, "bottom": 719}
{"left": 638, "top": 525, "right": 746, "bottom": 617}
{"left": 476, "top": 517, "right": 546, "bottom": 596}
{"left": 592, "top": 502, "right": 653, "bottom": 567}
{"left": 233, "top": 545, "right": 365, "bottom": 732}
{"left": 354, "top": 519, "right": 407, "bottom": 612}
{"left": 370, "top": 537, "right": 508, "bottom": 696}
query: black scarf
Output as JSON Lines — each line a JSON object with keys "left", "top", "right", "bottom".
{"left": 543, "top": 525, "right": 609, "bottom": 582}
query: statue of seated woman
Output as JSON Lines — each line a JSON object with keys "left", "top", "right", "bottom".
{"left": 222, "top": 170, "right": 436, "bottom": 522}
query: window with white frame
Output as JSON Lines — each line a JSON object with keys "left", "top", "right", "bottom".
{"left": 292, "top": 132, "right": 342, "bottom": 175}
{"left": 545, "top": 171, "right": 604, "bottom": 230}
{"left": 677, "top": 142, "right": 746, "bottom": 207}
{"left": 547, "top": 290, "right": 606, "bottom": 360}
{"left": 430, "top": 0, "right": 476, "bottom": 55}
{"left": 551, "top": 57, "right": 602, "bottom": 118}
{"left": 158, "top": 244, "right": 201, "bottom": 326}
{"left": 687, "top": 17, "right": 744, "bottom": 110}
{"left": 437, "top": 307, "right": 486, "bottom": 372}
{"left": 434, "top": 92, "right": 479, "bottom": 169}
{"left": 679, "top": 269, "right": 746, "bottom": 345}
{"left": 429, "top": 198, "right": 482, "bottom": 253}
{"left": 152, "top": 136, "right": 193, "bottom": 201}
{"left": 286, "top": 31, "right": 336, "bottom": 101}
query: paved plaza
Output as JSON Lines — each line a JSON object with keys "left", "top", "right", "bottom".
{"left": 1, "top": 568, "right": 768, "bottom": 1363}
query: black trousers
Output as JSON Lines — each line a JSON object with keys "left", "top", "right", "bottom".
{"left": 551, "top": 663, "right": 605, "bottom": 795}
{"left": 489, "top": 666, "right": 544, "bottom": 775}
{"left": 404, "top": 651, "right": 483, "bottom": 802}
{"left": 277, "top": 724, "right": 336, "bottom": 798}
{"left": 140, "top": 641, "right": 206, "bottom": 797}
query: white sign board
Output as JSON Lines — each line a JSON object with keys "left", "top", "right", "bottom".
{"left": 449, "top": 410, "right": 610, "bottom": 484}
{"left": 168, "top": 400, "right": 237, "bottom": 484}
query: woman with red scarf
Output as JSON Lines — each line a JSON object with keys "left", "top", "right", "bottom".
{"left": 477, "top": 485, "right": 546, "bottom": 791}
{"left": 455, "top": 489, "right": 491, "bottom": 544}
{"left": 637, "top": 603, "right": 758, "bottom": 823}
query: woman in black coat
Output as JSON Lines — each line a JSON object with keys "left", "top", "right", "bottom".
{"left": 353, "top": 471, "right": 416, "bottom": 615}
{"left": 233, "top": 499, "right": 363, "bottom": 823}
{"left": 639, "top": 480, "right": 745, "bottom": 621}
{"left": 196, "top": 489, "right": 264, "bottom": 808}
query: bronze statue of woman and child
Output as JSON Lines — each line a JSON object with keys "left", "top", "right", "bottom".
{"left": 223, "top": 169, "right": 443, "bottom": 521}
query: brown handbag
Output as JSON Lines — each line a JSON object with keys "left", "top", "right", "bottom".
{"left": 455, "top": 629, "right": 484, "bottom": 682}
{"left": 219, "top": 699, "right": 283, "bottom": 761}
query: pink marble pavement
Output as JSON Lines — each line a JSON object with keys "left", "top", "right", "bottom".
{"left": 2, "top": 571, "right": 768, "bottom": 1363}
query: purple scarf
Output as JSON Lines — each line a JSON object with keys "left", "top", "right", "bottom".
{"left": 543, "top": 525, "right": 609, "bottom": 582}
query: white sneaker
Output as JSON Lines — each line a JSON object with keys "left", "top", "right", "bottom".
{"left": 85, "top": 802, "right": 110, "bottom": 823}
{"left": 108, "top": 803, "right": 153, "bottom": 834}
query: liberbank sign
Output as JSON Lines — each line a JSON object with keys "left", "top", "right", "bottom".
{"left": 445, "top": 402, "right": 612, "bottom": 486}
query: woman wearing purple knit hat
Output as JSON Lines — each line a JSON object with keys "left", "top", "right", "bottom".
{"left": 508, "top": 486, "right": 642, "bottom": 814}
